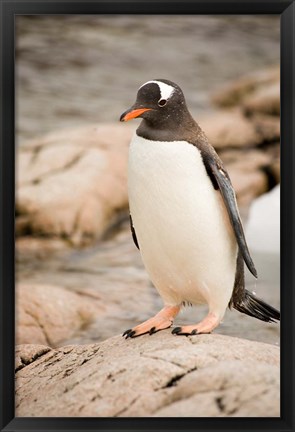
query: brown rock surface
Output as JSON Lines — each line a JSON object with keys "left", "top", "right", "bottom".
{"left": 222, "top": 149, "right": 270, "bottom": 207}
{"left": 243, "top": 82, "right": 280, "bottom": 116}
{"left": 199, "top": 110, "right": 261, "bottom": 149}
{"left": 251, "top": 114, "right": 280, "bottom": 143}
{"left": 16, "top": 237, "right": 69, "bottom": 258}
{"left": 228, "top": 169, "right": 268, "bottom": 209}
{"left": 15, "top": 333, "right": 280, "bottom": 417}
{"left": 211, "top": 66, "right": 279, "bottom": 108}
{"left": 16, "top": 123, "right": 135, "bottom": 246}
{"left": 15, "top": 344, "right": 51, "bottom": 372}
{"left": 16, "top": 283, "right": 104, "bottom": 346}
{"left": 199, "top": 110, "right": 280, "bottom": 150}
{"left": 269, "top": 159, "right": 280, "bottom": 183}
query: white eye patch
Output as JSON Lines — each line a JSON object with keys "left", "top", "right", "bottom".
{"left": 139, "top": 80, "right": 175, "bottom": 101}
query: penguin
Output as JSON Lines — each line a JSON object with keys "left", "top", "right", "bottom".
{"left": 120, "top": 79, "right": 280, "bottom": 338}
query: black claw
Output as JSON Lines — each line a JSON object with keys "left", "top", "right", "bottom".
{"left": 125, "top": 330, "right": 136, "bottom": 339}
{"left": 122, "top": 329, "right": 132, "bottom": 337}
{"left": 191, "top": 329, "right": 198, "bottom": 335}
{"left": 149, "top": 327, "right": 156, "bottom": 335}
{"left": 172, "top": 327, "right": 193, "bottom": 336}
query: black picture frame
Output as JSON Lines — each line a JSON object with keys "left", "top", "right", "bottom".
{"left": 0, "top": 1, "right": 294, "bottom": 431}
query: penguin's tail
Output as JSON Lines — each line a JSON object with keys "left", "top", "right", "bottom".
{"left": 233, "top": 289, "right": 280, "bottom": 323}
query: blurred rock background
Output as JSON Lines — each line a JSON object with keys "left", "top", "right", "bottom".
{"left": 16, "top": 15, "right": 279, "bottom": 142}
{"left": 16, "top": 15, "right": 280, "bottom": 350}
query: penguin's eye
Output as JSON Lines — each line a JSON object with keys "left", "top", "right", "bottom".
{"left": 158, "top": 99, "right": 167, "bottom": 107}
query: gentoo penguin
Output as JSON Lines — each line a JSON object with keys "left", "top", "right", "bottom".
{"left": 120, "top": 79, "right": 280, "bottom": 338}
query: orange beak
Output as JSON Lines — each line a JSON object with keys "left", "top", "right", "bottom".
{"left": 120, "top": 107, "right": 152, "bottom": 122}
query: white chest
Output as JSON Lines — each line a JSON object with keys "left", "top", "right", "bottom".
{"left": 128, "top": 134, "right": 237, "bottom": 307}
{"left": 128, "top": 134, "right": 214, "bottom": 215}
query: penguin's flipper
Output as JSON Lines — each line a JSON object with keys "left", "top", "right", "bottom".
{"left": 209, "top": 159, "right": 258, "bottom": 278}
{"left": 129, "top": 214, "right": 140, "bottom": 250}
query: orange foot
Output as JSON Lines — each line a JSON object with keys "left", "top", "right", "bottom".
{"left": 123, "top": 305, "right": 180, "bottom": 339}
{"left": 172, "top": 312, "right": 220, "bottom": 336}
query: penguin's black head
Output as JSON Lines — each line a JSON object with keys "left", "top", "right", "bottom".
{"left": 120, "top": 79, "right": 190, "bottom": 127}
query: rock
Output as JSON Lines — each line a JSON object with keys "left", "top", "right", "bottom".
{"left": 225, "top": 140, "right": 280, "bottom": 193}
{"left": 263, "top": 142, "right": 280, "bottom": 183}
{"left": 199, "top": 109, "right": 279, "bottom": 152}
{"left": 15, "top": 344, "right": 51, "bottom": 372}
{"left": 16, "top": 123, "right": 135, "bottom": 246}
{"left": 16, "top": 283, "right": 105, "bottom": 347}
{"left": 16, "top": 237, "right": 69, "bottom": 260}
{"left": 243, "top": 83, "right": 280, "bottom": 117}
{"left": 223, "top": 148, "right": 272, "bottom": 168}
{"left": 211, "top": 66, "right": 279, "bottom": 108}
{"left": 15, "top": 333, "right": 280, "bottom": 417}
{"left": 227, "top": 169, "right": 268, "bottom": 209}
{"left": 197, "top": 143, "right": 273, "bottom": 208}
{"left": 269, "top": 159, "right": 280, "bottom": 183}
{"left": 199, "top": 110, "right": 260, "bottom": 149}
{"left": 219, "top": 149, "right": 270, "bottom": 207}
{"left": 251, "top": 114, "right": 280, "bottom": 143}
